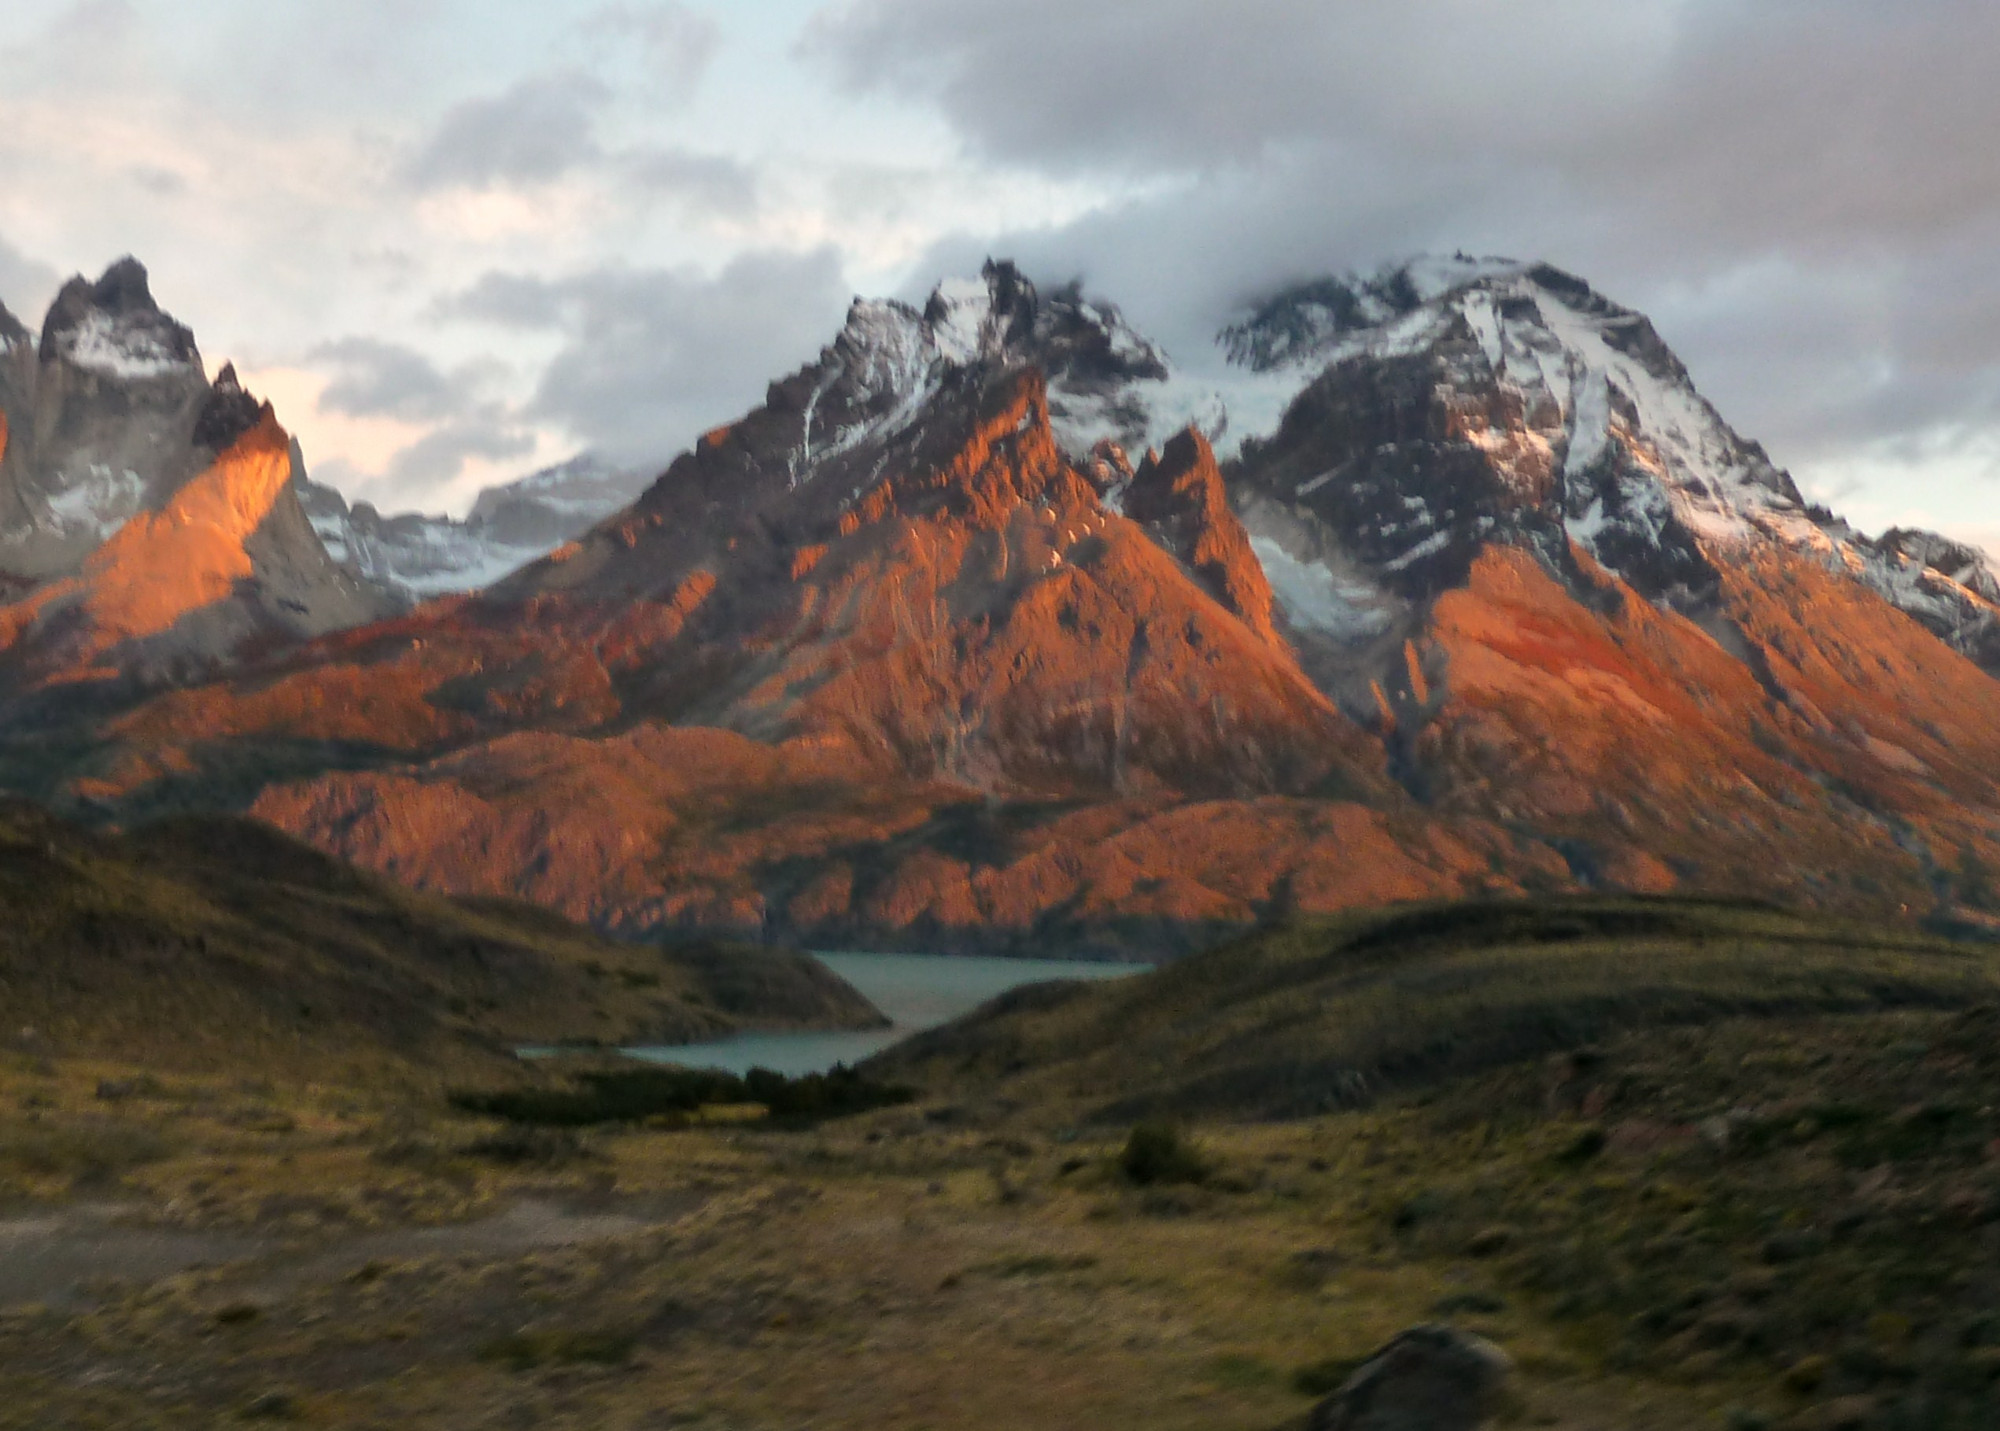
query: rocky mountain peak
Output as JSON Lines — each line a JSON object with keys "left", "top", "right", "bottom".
{"left": 1126, "top": 427, "right": 1278, "bottom": 645}
{"left": 192, "top": 361, "right": 273, "bottom": 455}
{"left": 782, "top": 259, "right": 1174, "bottom": 496}
{"left": 1875, "top": 528, "right": 2000, "bottom": 605}
{"left": 0, "top": 299, "right": 26, "bottom": 350}
{"left": 1231, "top": 256, "right": 1812, "bottom": 544}
{"left": 1220, "top": 254, "right": 2000, "bottom": 673}
{"left": 39, "top": 256, "right": 202, "bottom": 381}
{"left": 1222, "top": 255, "right": 1529, "bottom": 372}
{"left": 299, "top": 449, "right": 655, "bottom": 602}
{"left": 38, "top": 250, "right": 2000, "bottom": 959}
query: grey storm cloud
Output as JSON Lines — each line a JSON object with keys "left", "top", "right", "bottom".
{"left": 621, "top": 148, "right": 760, "bottom": 219}
{"left": 401, "top": 60, "right": 751, "bottom": 212}
{"left": 809, "top": 0, "right": 1672, "bottom": 175}
{"left": 384, "top": 421, "right": 538, "bottom": 490}
{"left": 309, "top": 337, "right": 476, "bottom": 425}
{"left": 403, "top": 73, "right": 611, "bottom": 190}
{"left": 307, "top": 336, "right": 534, "bottom": 492}
{"left": 441, "top": 249, "right": 849, "bottom": 464}
{"left": 811, "top": 0, "right": 2000, "bottom": 483}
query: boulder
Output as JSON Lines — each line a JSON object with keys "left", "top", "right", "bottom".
{"left": 1307, "top": 1324, "right": 1512, "bottom": 1431}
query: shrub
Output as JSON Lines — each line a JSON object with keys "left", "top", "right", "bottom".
{"left": 475, "top": 1329, "right": 636, "bottom": 1372}
{"left": 1118, "top": 1121, "right": 1207, "bottom": 1186}
{"left": 0, "top": 1120, "right": 175, "bottom": 1182}
{"left": 463, "top": 1125, "right": 593, "bottom": 1167}
{"left": 1291, "top": 1356, "right": 1366, "bottom": 1397}
{"left": 450, "top": 1064, "right": 913, "bottom": 1129}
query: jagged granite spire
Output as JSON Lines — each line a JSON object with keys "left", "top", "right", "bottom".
{"left": 39, "top": 257, "right": 201, "bottom": 377}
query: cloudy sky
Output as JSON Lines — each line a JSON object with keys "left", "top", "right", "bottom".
{"left": 3, "top": 1, "right": 1998, "bottom": 553}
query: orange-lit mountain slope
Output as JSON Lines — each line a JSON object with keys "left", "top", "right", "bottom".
{"left": 0, "top": 411, "right": 386, "bottom": 688}
{"left": 0, "top": 261, "right": 393, "bottom": 698}
{"left": 17, "top": 259, "right": 2000, "bottom": 953}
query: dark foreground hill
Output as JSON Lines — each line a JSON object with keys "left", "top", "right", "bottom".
{"left": 0, "top": 800, "right": 881, "bottom": 1082}
{"left": 871, "top": 896, "right": 1999, "bottom": 1120}
{"left": 857, "top": 897, "right": 2000, "bottom": 1427}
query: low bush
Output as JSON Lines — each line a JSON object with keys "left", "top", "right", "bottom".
{"left": 475, "top": 1329, "right": 637, "bottom": 1372}
{"left": 463, "top": 1125, "right": 594, "bottom": 1167}
{"left": 450, "top": 1063, "right": 914, "bottom": 1129}
{"left": 1118, "top": 1121, "right": 1208, "bottom": 1186}
{"left": 0, "top": 1120, "right": 175, "bottom": 1182}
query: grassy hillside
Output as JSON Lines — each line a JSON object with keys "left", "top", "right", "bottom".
{"left": 8, "top": 894, "right": 2000, "bottom": 1427}
{"left": 0, "top": 800, "right": 881, "bottom": 1082}
{"left": 858, "top": 897, "right": 2000, "bottom": 1427}
{"left": 871, "top": 897, "right": 1998, "bottom": 1120}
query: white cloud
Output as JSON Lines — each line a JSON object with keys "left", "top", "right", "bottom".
{"left": 441, "top": 247, "right": 849, "bottom": 464}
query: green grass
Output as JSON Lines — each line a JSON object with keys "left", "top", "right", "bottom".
{"left": 474, "top": 1329, "right": 638, "bottom": 1372}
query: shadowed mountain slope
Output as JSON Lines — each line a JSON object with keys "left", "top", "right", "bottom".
{"left": 0, "top": 799, "right": 881, "bottom": 1082}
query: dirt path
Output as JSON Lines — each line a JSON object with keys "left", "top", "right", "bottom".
{"left": 0, "top": 1205, "right": 265, "bottom": 1313}
{"left": 0, "top": 1194, "right": 700, "bottom": 1314}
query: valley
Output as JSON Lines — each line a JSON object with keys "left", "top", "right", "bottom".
{"left": 5, "top": 899, "right": 2000, "bottom": 1428}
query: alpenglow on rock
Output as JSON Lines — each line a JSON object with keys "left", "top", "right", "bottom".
{"left": 0, "top": 259, "right": 394, "bottom": 688}
{"left": 11, "top": 251, "right": 2000, "bottom": 957}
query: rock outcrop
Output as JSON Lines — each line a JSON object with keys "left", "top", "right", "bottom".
{"left": 1307, "top": 1325, "right": 1512, "bottom": 1431}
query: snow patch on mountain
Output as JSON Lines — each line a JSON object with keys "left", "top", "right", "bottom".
{"left": 58, "top": 310, "right": 198, "bottom": 382}
{"left": 1251, "top": 536, "right": 1395, "bottom": 640}
{"left": 302, "top": 452, "right": 654, "bottom": 601}
{"left": 1221, "top": 257, "right": 2000, "bottom": 664}
{"left": 41, "top": 464, "right": 148, "bottom": 541}
{"left": 790, "top": 300, "right": 941, "bottom": 488}
{"left": 787, "top": 262, "right": 1193, "bottom": 489}
{"left": 927, "top": 276, "right": 994, "bottom": 366}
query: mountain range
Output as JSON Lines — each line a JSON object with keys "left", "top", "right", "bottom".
{"left": 3, "top": 253, "right": 1999, "bottom": 956}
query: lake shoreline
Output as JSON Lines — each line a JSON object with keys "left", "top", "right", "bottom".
{"left": 620, "top": 951, "right": 1150, "bottom": 1077}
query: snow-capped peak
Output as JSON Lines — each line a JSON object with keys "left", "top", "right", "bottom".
{"left": 1220, "top": 256, "right": 2000, "bottom": 664}
{"left": 301, "top": 450, "right": 656, "bottom": 601}
{"left": 925, "top": 274, "right": 999, "bottom": 366}
{"left": 40, "top": 258, "right": 202, "bottom": 383}
{"left": 58, "top": 309, "right": 198, "bottom": 381}
{"left": 1223, "top": 259, "right": 1823, "bottom": 560}
{"left": 785, "top": 259, "right": 1179, "bottom": 487}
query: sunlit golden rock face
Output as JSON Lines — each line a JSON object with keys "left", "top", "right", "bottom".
{"left": 0, "top": 411, "right": 392, "bottom": 690}
{"left": 82, "top": 362, "right": 1992, "bottom": 957}
{"left": 77, "top": 412, "right": 293, "bottom": 644}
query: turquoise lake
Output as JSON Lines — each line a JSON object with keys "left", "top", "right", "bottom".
{"left": 625, "top": 952, "right": 1148, "bottom": 1076}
